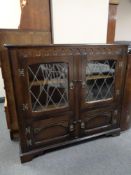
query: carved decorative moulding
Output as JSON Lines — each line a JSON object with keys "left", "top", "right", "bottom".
{"left": 17, "top": 46, "right": 125, "bottom": 60}
{"left": 109, "top": 0, "right": 120, "bottom": 5}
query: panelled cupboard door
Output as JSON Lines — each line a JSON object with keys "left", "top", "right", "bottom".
{"left": 10, "top": 48, "right": 75, "bottom": 149}
{"left": 79, "top": 107, "right": 121, "bottom": 136}
{"left": 25, "top": 113, "right": 75, "bottom": 149}
{"left": 80, "top": 54, "right": 126, "bottom": 110}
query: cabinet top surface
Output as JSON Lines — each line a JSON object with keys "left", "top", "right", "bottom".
{"left": 4, "top": 44, "right": 128, "bottom": 49}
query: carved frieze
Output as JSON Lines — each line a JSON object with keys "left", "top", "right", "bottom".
{"left": 16, "top": 45, "right": 126, "bottom": 59}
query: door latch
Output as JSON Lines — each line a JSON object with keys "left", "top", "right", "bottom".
{"left": 81, "top": 122, "right": 85, "bottom": 129}
{"left": 27, "top": 139, "right": 32, "bottom": 146}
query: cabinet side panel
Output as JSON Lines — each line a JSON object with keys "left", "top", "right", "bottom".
{"left": 1, "top": 50, "right": 18, "bottom": 131}
{"left": 121, "top": 54, "right": 131, "bottom": 130}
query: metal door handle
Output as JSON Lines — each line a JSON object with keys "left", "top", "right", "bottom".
{"left": 69, "top": 124, "right": 74, "bottom": 132}
{"left": 82, "top": 81, "right": 86, "bottom": 88}
{"left": 81, "top": 122, "right": 85, "bottom": 129}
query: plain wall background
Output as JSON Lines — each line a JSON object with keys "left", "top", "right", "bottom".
{"left": 0, "top": 0, "right": 21, "bottom": 28}
{"left": 115, "top": 0, "right": 131, "bottom": 41}
{"left": 52, "top": 0, "right": 109, "bottom": 44}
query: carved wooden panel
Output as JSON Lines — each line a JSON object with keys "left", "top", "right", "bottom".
{"left": 31, "top": 115, "right": 73, "bottom": 147}
{"left": 15, "top": 45, "right": 126, "bottom": 57}
{"left": 80, "top": 108, "right": 119, "bottom": 135}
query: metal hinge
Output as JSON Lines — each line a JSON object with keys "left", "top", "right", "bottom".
{"left": 25, "top": 127, "right": 32, "bottom": 146}
{"left": 80, "top": 122, "right": 85, "bottom": 129}
{"left": 27, "top": 139, "right": 32, "bottom": 146}
{"left": 18, "top": 68, "right": 25, "bottom": 76}
{"left": 116, "top": 90, "right": 120, "bottom": 96}
{"left": 119, "top": 61, "right": 123, "bottom": 68}
{"left": 25, "top": 127, "right": 31, "bottom": 135}
{"left": 22, "top": 104, "right": 28, "bottom": 111}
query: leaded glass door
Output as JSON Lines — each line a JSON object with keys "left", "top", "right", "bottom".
{"left": 80, "top": 56, "right": 124, "bottom": 110}
{"left": 28, "top": 63, "right": 69, "bottom": 113}
{"left": 16, "top": 53, "right": 75, "bottom": 147}
{"left": 21, "top": 56, "right": 75, "bottom": 117}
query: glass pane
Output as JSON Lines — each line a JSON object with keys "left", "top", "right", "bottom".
{"left": 85, "top": 60, "right": 116, "bottom": 102}
{"left": 28, "top": 63, "right": 69, "bottom": 112}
